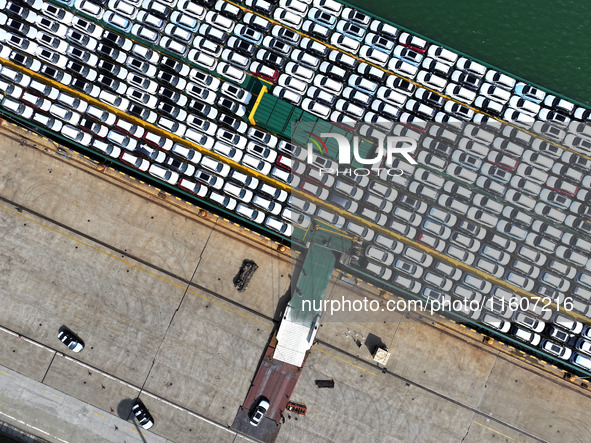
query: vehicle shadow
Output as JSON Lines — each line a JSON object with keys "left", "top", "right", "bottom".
{"left": 118, "top": 398, "right": 148, "bottom": 443}
{"left": 117, "top": 398, "right": 134, "bottom": 421}
{"left": 273, "top": 287, "right": 292, "bottom": 322}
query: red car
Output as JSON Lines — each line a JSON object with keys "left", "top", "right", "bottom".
{"left": 249, "top": 61, "right": 279, "bottom": 82}
{"left": 546, "top": 177, "right": 578, "bottom": 197}
{"left": 417, "top": 232, "right": 445, "bottom": 252}
{"left": 398, "top": 32, "right": 428, "bottom": 54}
{"left": 487, "top": 151, "right": 519, "bottom": 172}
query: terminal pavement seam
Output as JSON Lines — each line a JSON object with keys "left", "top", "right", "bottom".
{"left": 0, "top": 325, "right": 257, "bottom": 443}
{"left": 460, "top": 414, "right": 475, "bottom": 443}
{"left": 135, "top": 218, "right": 218, "bottom": 398}
{"left": 40, "top": 353, "right": 57, "bottom": 384}
{"left": 2, "top": 54, "right": 584, "bottom": 325}
{"left": 312, "top": 341, "right": 546, "bottom": 442}
{"left": 0, "top": 122, "right": 294, "bottom": 259}
{"left": 0, "top": 196, "right": 271, "bottom": 327}
{"left": 0, "top": 194, "right": 376, "bottom": 378}
{"left": 2, "top": 193, "right": 585, "bottom": 394}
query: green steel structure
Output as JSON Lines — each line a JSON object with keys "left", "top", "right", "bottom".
{"left": 287, "top": 225, "right": 353, "bottom": 325}
{"left": 288, "top": 243, "right": 337, "bottom": 325}
{"left": 252, "top": 94, "right": 376, "bottom": 169}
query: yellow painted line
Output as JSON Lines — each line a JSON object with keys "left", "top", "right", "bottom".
{"left": 0, "top": 203, "right": 271, "bottom": 329}
{"left": 474, "top": 421, "right": 523, "bottom": 443}
{"left": 126, "top": 427, "right": 141, "bottom": 434}
{"left": 5, "top": 19, "right": 584, "bottom": 324}
{"left": 302, "top": 184, "right": 588, "bottom": 323}
{"left": 0, "top": 56, "right": 291, "bottom": 197}
{"left": 314, "top": 223, "right": 355, "bottom": 240}
{"left": 314, "top": 346, "right": 378, "bottom": 376}
{"left": 227, "top": 0, "right": 591, "bottom": 161}
{"left": 248, "top": 85, "right": 268, "bottom": 126}
{"left": 93, "top": 412, "right": 104, "bottom": 418}
{"left": 0, "top": 370, "right": 8, "bottom": 375}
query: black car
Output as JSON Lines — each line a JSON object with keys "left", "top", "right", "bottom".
{"left": 228, "top": 37, "right": 255, "bottom": 57}
{"left": 195, "top": 0, "right": 215, "bottom": 7}
{"left": 6, "top": 18, "right": 31, "bottom": 37}
{"left": 97, "top": 43, "right": 122, "bottom": 61}
{"left": 157, "top": 102, "right": 183, "bottom": 119}
{"left": 69, "top": 78, "right": 95, "bottom": 95}
{"left": 127, "top": 103, "right": 152, "bottom": 122}
{"left": 131, "top": 399, "right": 154, "bottom": 430}
{"left": 188, "top": 99, "right": 212, "bottom": 118}
{"left": 97, "top": 75, "right": 122, "bottom": 93}
{"left": 157, "top": 86, "right": 181, "bottom": 103}
{"left": 39, "top": 65, "right": 67, "bottom": 83}
{"left": 391, "top": 77, "right": 416, "bottom": 95}
{"left": 217, "top": 97, "right": 240, "bottom": 115}
{"left": 257, "top": 50, "right": 285, "bottom": 70}
{"left": 159, "top": 56, "right": 185, "bottom": 74}
{"left": 6, "top": 2, "right": 31, "bottom": 20}
{"left": 146, "top": 1, "right": 172, "bottom": 18}
{"left": 217, "top": 113, "right": 242, "bottom": 132}
{"left": 102, "top": 30, "right": 127, "bottom": 48}
{"left": 398, "top": 194, "right": 423, "bottom": 212}
{"left": 216, "top": 1, "right": 244, "bottom": 20}
{"left": 97, "top": 60, "right": 121, "bottom": 77}
{"left": 415, "top": 89, "right": 445, "bottom": 109}
{"left": 157, "top": 70, "right": 181, "bottom": 88}
{"left": 9, "top": 51, "right": 37, "bottom": 70}
{"left": 67, "top": 61, "right": 91, "bottom": 78}
{"left": 164, "top": 156, "right": 192, "bottom": 175}
{"left": 422, "top": 58, "right": 450, "bottom": 78}
{"left": 452, "top": 71, "right": 482, "bottom": 91}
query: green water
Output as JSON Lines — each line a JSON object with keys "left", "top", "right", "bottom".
{"left": 345, "top": 0, "right": 591, "bottom": 106}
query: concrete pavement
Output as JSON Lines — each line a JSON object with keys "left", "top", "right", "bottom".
{"left": 1, "top": 123, "right": 591, "bottom": 442}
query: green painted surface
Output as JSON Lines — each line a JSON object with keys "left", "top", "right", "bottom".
{"left": 343, "top": 0, "right": 591, "bottom": 106}
{"left": 253, "top": 101, "right": 380, "bottom": 169}
{"left": 288, "top": 244, "right": 337, "bottom": 324}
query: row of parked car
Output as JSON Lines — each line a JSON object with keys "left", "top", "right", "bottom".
{"left": 1, "top": 0, "right": 335, "bottom": 182}
{"left": 255, "top": 0, "right": 591, "bottom": 369}
{"left": 356, "top": 214, "right": 591, "bottom": 371}
{"left": 4, "top": 0, "right": 591, "bottom": 274}
{"left": 234, "top": 0, "right": 591, "bottom": 138}
{"left": 296, "top": 131, "right": 591, "bottom": 310}
{"left": 0, "top": 64, "right": 303, "bottom": 237}
{"left": 3, "top": 0, "right": 591, "bottom": 372}
{"left": 0, "top": 0, "right": 315, "bottom": 235}
{"left": 280, "top": 111, "right": 591, "bottom": 297}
